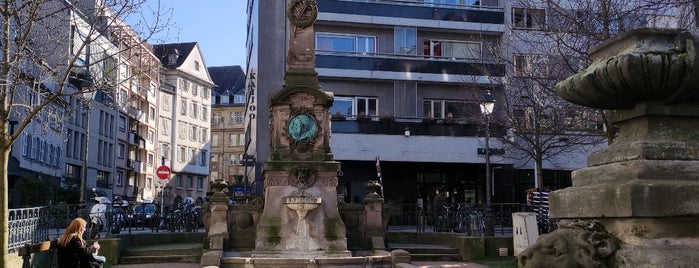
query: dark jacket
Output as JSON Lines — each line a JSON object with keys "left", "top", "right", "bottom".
{"left": 56, "top": 236, "right": 101, "bottom": 268}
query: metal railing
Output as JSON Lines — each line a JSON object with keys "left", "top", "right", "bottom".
{"left": 8, "top": 207, "right": 53, "bottom": 253}
{"left": 386, "top": 203, "right": 532, "bottom": 236}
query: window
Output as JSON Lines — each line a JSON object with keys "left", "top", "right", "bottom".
{"left": 187, "top": 176, "right": 194, "bottom": 188}
{"left": 190, "top": 148, "right": 197, "bottom": 164}
{"left": 423, "top": 99, "right": 479, "bottom": 119}
{"left": 180, "top": 99, "right": 187, "bottom": 115}
{"left": 212, "top": 113, "right": 222, "bottom": 125}
{"left": 190, "top": 125, "right": 197, "bottom": 141}
{"left": 147, "top": 153, "right": 154, "bottom": 167}
{"left": 192, "top": 84, "right": 198, "bottom": 96}
{"left": 212, "top": 134, "right": 219, "bottom": 146}
{"left": 159, "top": 142, "right": 171, "bottom": 161}
{"left": 146, "top": 177, "right": 152, "bottom": 190}
{"left": 394, "top": 27, "right": 417, "bottom": 54}
{"left": 514, "top": 54, "right": 548, "bottom": 77}
{"left": 229, "top": 134, "right": 236, "bottom": 146}
{"left": 178, "top": 146, "right": 186, "bottom": 162}
{"left": 330, "top": 96, "right": 378, "bottom": 118}
{"left": 118, "top": 116, "right": 126, "bottom": 132}
{"left": 231, "top": 112, "right": 244, "bottom": 124}
{"left": 162, "top": 93, "right": 171, "bottom": 111}
{"left": 195, "top": 61, "right": 200, "bottom": 71}
{"left": 513, "top": 7, "right": 546, "bottom": 30}
{"left": 317, "top": 33, "right": 376, "bottom": 53}
{"left": 200, "top": 150, "right": 207, "bottom": 166}
{"left": 117, "top": 143, "right": 125, "bottom": 159}
{"left": 149, "top": 106, "right": 155, "bottom": 121}
{"left": 191, "top": 103, "right": 199, "bottom": 119}
{"left": 201, "top": 128, "right": 208, "bottom": 143}
{"left": 239, "top": 134, "right": 245, "bottom": 147}
{"left": 147, "top": 130, "right": 155, "bottom": 143}
{"left": 161, "top": 118, "right": 171, "bottom": 136}
{"left": 424, "top": 40, "right": 481, "bottom": 59}
{"left": 220, "top": 95, "right": 229, "bottom": 104}
{"left": 234, "top": 94, "right": 245, "bottom": 104}
{"left": 197, "top": 177, "right": 204, "bottom": 189}
{"left": 116, "top": 171, "right": 124, "bottom": 187}
{"left": 201, "top": 107, "right": 208, "bottom": 121}
{"left": 179, "top": 121, "right": 187, "bottom": 140}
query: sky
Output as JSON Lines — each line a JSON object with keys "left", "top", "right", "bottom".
{"left": 136, "top": 1, "right": 248, "bottom": 68}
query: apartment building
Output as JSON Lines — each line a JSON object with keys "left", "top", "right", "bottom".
{"left": 245, "top": 0, "right": 618, "bottom": 205}
{"left": 208, "top": 66, "right": 251, "bottom": 202}
{"left": 154, "top": 42, "right": 215, "bottom": 206}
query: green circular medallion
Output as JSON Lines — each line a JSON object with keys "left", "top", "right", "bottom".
{"left": 288, "top": 114, "right": 318, "bottom": 141}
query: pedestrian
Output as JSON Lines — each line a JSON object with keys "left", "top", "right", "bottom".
{"left": 432, "top": 187, "right": 448, "bottom": 213}
{"left": 56, "top": 217, "right": 104, "bottom": 268}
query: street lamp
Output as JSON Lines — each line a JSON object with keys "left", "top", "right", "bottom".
{"left": 480, "top": 90, "right": 495, "bottom": 236}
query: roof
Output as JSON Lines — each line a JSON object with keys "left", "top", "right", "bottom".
{"left": 152, "top": 42, "right": 198, "bottom": 68}
{"left": 208, "top": 65, "right": 246, "bottom": 96}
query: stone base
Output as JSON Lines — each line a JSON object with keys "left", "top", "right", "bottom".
{"left": 550, "top": 179, "right": 699, "bottom": 218}
{"left": 201, "top": 250, "right": 222, "bottom": 267}
{"left": 616, "top": 238, "right": 699, "bottom": 267}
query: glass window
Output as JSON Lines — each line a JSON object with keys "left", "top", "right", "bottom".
{"left": 330, "top": 97, "right": 353, "bottom": 117}
{"left": 423, "top": 99, "right": 478, "bottom": 119}
{"left": 234, "top": 94, "right": 245, "bottom": 104}
{"left": 513, "top": 7, "right": 546, "bottom": 30}
{"left": 424, "top": 40, "right": 481, "bottom": 59}
{"left": 394, "top": 27, "right": 417, "bottom": 54}
{"left": 317, "top": 33, "right": 376, "bottom": 53}
{"left": 330, "top": 96, "right": 378, "bottom": 118}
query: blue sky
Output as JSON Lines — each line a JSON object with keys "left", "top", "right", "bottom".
{"left": 137, "top": 1, "right": 248, "bottom": 68}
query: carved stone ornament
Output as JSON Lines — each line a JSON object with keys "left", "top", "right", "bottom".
{"left": 286, "top": 0, "right": 318, "bottom": 28}
{"left": 282, "top": 109, "right": 321, "bottom": 154}
{"left": 518, "top": 220, "right": 619, "bottom": 268}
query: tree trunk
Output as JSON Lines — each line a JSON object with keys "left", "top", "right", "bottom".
{"left": 535, "top": 155, "right": 544, "bottom": 191}
{"left": 1, "top": 143, "right": 11, "bottom": 266}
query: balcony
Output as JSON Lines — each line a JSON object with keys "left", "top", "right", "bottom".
{"left": 128, "top": 159, "right": 143, "bottom": 173}
{"left": 318, "top": 0, "right": 504, "bottom": 25}
{"left": 129, "top": 132, "right": 145, "bottom": 147}
{"left": 330, "top": 117, "right": 504, "bottom": 138}
{"left": 316, "top": 53, "right": 505, "bottom": 81}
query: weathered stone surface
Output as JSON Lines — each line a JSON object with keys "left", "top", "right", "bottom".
{"left": 523, "top": 28, "right": 699, "bottom": 268}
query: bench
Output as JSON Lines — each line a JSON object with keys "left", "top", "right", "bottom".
{"left": 18, "top": 240, "right": 55, "bottom": 268}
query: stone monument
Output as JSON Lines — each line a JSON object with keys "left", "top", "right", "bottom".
{"left": 253, "top": 0, "right": 349, "bottom": 257}
{"left": 518, "top": 28, "right": 699, "bottom": 267}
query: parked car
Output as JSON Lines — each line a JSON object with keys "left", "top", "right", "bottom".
{"left": 130, "top": 203, "right": 157, "bottom": 227}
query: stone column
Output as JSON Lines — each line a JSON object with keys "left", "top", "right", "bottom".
{"left": 363, "top": 180, "right": 386, "bottom": 250}
{"left": 201, "top": 179, "right": 229, "bottom": 266}
{"left": 519, "top": 28, "right": 699, "bottom": 267}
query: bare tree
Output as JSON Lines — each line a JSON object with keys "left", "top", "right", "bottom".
{"left": 0, "top": 0, "right": 170, "bottom": 264}
{"left": 498, "top": 0, "right": 695, "bottom": 189}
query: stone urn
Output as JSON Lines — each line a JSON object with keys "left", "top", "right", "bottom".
{"left": 520, "top": 28, "right": 699, "bottom": 268}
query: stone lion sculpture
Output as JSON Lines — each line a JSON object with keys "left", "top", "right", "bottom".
{"left": 518, "top": 220, "right": 619, "bottom": 268}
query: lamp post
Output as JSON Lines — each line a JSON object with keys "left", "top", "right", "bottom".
{"left": 479, "top": 90, "right": 495, "bottom": 236}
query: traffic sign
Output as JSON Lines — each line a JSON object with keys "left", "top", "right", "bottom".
{"left": 156, "top": 165, "right": 171, "bottom": 180}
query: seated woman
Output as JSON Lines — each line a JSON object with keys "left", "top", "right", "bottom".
{"left": 56, "top": 218, "right": 103, "bottom": 268}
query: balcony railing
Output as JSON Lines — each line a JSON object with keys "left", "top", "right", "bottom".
{"left": 330, "top": 116, "right": 505, "bottom": 137}
{"left": 316, "top": 52, "right": 506, "bottom": 77}
{"left": 318, "top": 0, "right": 504, "bottom": 24}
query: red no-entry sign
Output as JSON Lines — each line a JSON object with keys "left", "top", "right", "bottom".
{"left": 156, "top": 165, "right": 171, "bottom": 180}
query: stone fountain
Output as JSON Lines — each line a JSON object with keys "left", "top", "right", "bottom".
{"left": 205, "top": 1, "right": 395, "bottom": 267}
{"left": 519, "top": 28, "right": 699, "bottom": 267}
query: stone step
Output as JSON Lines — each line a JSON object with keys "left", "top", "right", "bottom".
{"left": 119, "top": 254, "right": 201, "bottom": 264}
{"left": 389, "top": 243, "right": 461, "bottom": 262}
{"left": 119, "top": 243, "right": 202, "bottom": 264}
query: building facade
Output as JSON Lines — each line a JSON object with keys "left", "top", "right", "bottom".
{"left": 154, "top": 42, "right": 215, "bottom": 207}
{"left": 245, "top": 0, "right": 611, "bottom": 206}
{"left": 208, "top": 66, "right": 251, "bottom": 202}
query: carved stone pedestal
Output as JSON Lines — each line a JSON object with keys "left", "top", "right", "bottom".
{"left": 519, "top": 28, "right": 699, "bottom": 267}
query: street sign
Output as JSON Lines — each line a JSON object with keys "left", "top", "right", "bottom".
{"left": 156, "top": 165, "right": 171, "bottom": 180}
